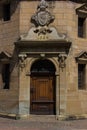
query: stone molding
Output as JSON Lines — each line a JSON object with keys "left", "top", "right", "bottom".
{"left": 76, "top": 3, "right": 87, "bottom": 17}
{"left": 75, "top": 51, "right": 87, "bottom": 63}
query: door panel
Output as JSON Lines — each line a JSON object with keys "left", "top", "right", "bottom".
{"left": 30, "top": 76, "right": 55, "bottom": 115}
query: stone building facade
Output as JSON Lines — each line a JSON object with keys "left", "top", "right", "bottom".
{"left": 0, "top": 0, "right": 87, "bottom": 120}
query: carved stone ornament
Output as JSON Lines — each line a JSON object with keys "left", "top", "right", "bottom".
{"left": 20, "top": 0, "right": 67, "bottom": 41}
{"left": 31, "top": 0, "right": 55, "bottom": 35}
{"left": 58, "top": 54, "right": 67, "bottom": 69}
{"left": 18, "top": 54, "right": 27, "bottom": 70}
{"left": 31, "top": 0, "right": 55, "bottom": 27}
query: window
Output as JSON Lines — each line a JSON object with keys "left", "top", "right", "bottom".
{"left": 78, "top": 64, "right": 86, "bottom": 89}
{"left": 78, "top": 17, "right": 86, "bottom": 38}
{"left": 2, "top": 64, "right": 10, "bottom": 89}
{"left": 3, "top": 3, "right": 11, "bottom": 21}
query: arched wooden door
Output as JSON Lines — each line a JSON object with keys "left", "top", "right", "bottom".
{"left": 30, "top": 59, "right": 56, "bottom": 115}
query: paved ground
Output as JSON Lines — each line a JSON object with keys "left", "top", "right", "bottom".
{"left": 0, "top": 115, "right": 87, "bottom": 130}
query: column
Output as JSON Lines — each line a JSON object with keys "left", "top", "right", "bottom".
{"left": 17, "top": 54, "right": 30, "bottom": 119}
{"left": 57, "top": 53, "right": 67, "bottom": 119}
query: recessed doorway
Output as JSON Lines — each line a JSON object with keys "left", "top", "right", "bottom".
{"left": 30, "top": 59, "right": 56, "bottom": 115}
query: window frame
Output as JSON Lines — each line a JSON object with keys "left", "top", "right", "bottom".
{"left": 78, "top": 17, "right": 86, "bottom": 38}
{"left": 78, "top": 16, "right": 86, "bottom": 38}
{"left": 75, "top": 51, "right": 87, "bottom": 90}
{"left": 3, "top": 3, "right": 11, "bottom": 22}
{"left": 2, "top": 63, "right": 10, "bottom": 89}
{"left": 78, "top": 63, "right": 86, "bottom": 90}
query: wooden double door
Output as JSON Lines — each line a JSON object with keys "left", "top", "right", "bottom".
{"left": 30, "top": 75, "right": 56, "bottom": 115}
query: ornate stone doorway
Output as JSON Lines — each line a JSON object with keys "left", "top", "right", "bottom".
{"left": 30, "top": 59, "right": 56, "bottom": 115}
{"left": 14, "top": 0, "right": 71, "bottom": 118}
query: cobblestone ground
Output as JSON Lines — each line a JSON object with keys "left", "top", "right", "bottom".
{"left": 0, "top": 115, "right": 87, "bottom": 130}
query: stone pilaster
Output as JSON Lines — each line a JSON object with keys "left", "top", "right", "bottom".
{"left": 18, "top": 56, "right": 30, "bottom": 118}
{"left": 55, "top": 72, "right": 60, "bottom": 116}
{"left": 58, "top": 54, "right": 67, "bottom": 117}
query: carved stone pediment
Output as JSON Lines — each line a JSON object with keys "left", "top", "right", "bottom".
{"left": 75, "top": 51, "right": 87, "bottom": 63}
{"left": 76, "top": 4, "right": 87, "bottom": 17}
{"left": 20, "top": 0, "right": 69, "bottom": 41}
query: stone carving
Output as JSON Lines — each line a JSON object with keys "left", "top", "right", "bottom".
{"left": 31, "top": 0, "right": 55, "bottom": 35}
{"left": 31, "top": 0, "right": 55, "bottom": 27}
{"left": 18, "top": 54, "right": 27, "bottom": 70}
{"left": 58, "top": 54, "right": 67, "bottom": 69}
{"left": 20, "top": 0, "right": 67, "bottom": 41}
{"left": 20, "top": 26, "right": 66, "bottom": 41}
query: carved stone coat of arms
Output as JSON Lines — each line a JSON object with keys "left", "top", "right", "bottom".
{"left": 31, "top": 0, "right": 55, "bottom": 35}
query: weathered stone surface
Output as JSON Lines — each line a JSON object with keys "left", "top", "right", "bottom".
{"left": 0, "top": 0, "right": 86, "bottom": 119}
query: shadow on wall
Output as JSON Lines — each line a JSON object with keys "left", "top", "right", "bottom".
{"left": 70, "top": 0, "right": 87, "bottom": 3}
{"left": 10, "top": 47, "right": 19, "bottom": 74}
{"left": 0, "top": 0, "right": 19, "bottom": 20}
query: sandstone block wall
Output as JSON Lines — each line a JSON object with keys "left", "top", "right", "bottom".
{"left": 19, "top": 1, "right": 87, "bottom": 116}
{"left": 0, "top": 1, "right": 20, "bottom": 115}
{"left": 0, "top": 0, "right": 86, "bottom": 117}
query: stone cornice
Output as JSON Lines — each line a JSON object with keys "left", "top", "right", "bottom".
{"left": 15, "top": 40, "right": 71, "bottom": 48}
{"left": 75, "top": 51, "right": 87, "bottom": 63}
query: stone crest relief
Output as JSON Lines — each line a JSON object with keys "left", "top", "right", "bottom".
{"left": 31, "top": 0, "right": 55, "bottom": 36}
{"left": 31, "top": 2, "right": 54, "bottom": 26}
{"left": 20, "top": 0, "right": 66, "bottom": 41}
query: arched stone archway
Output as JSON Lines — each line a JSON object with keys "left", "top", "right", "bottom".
{"left": 18, "top": 56, "right": 67, "bottom": 118}
{"left": 26, "top": 57, "right": 59, "bottom": 75}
